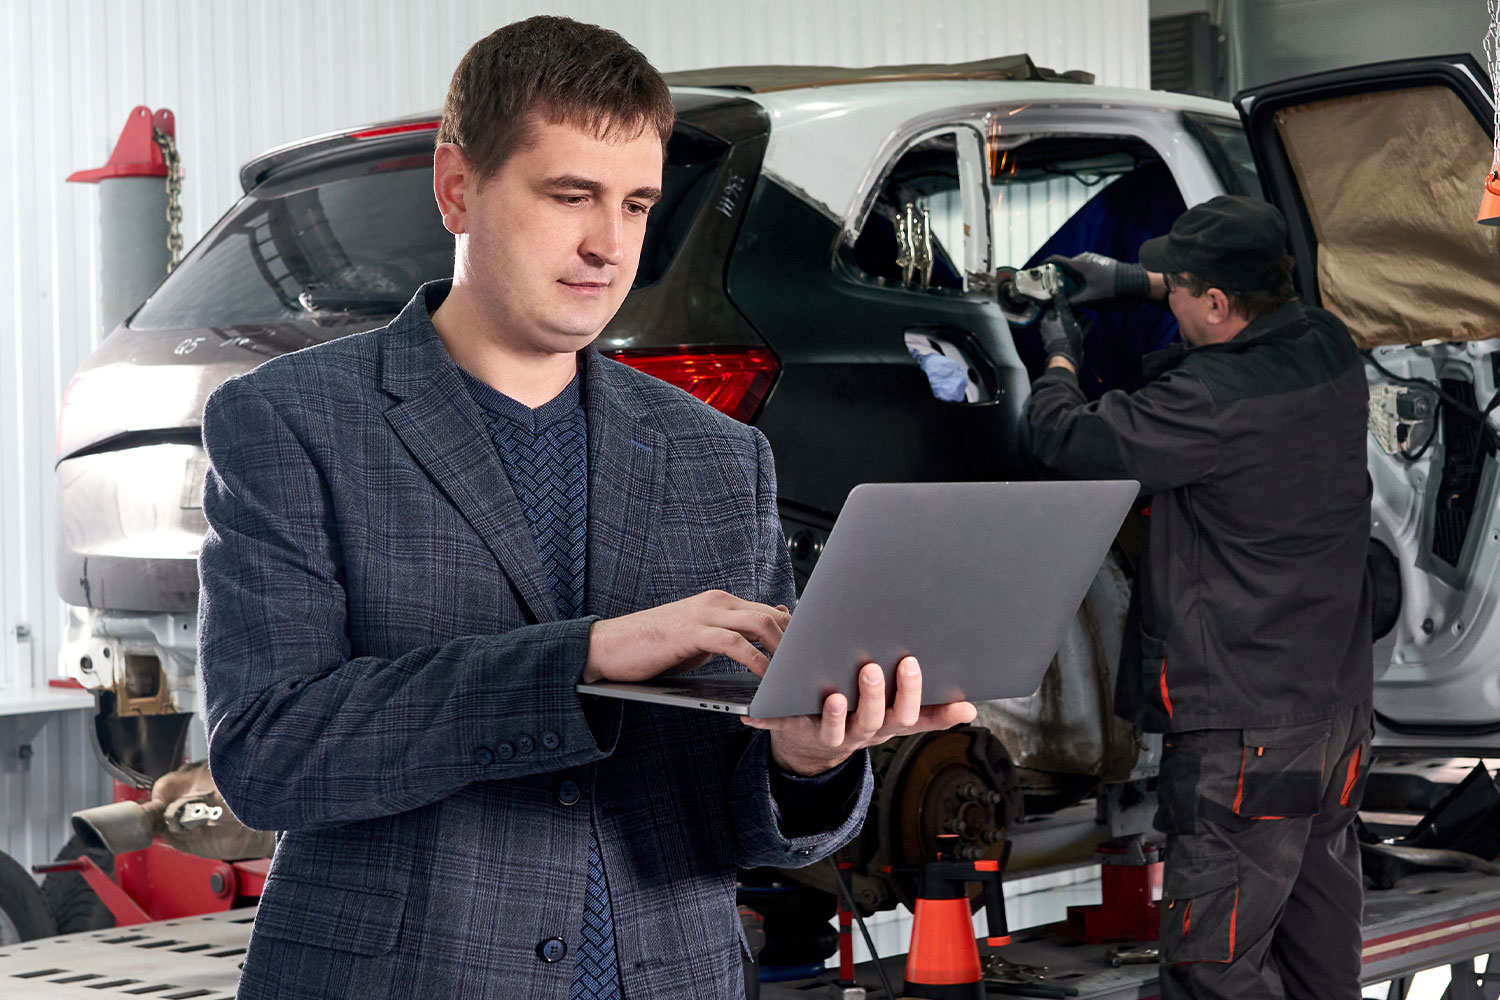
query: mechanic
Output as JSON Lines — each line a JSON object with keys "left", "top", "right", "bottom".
{"left": 196, "top": 16, "right": 975, "bottom": 1000}
{"left": 1020, "top": 196, "right": 1373, "bottom": 1000}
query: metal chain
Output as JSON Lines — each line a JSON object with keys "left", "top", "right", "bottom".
{"left": 1487, "top": 0, "right": 1500, "bottom": 172}
{"left": 152, "top": 127, "right": 184, "bottom": 271}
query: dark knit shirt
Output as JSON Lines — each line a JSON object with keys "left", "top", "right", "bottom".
{"left": 462, "top": 369, "right": 619, "bottom": 1000}
{"left": 461, "top": 366, "right": 858, "bottom": 994}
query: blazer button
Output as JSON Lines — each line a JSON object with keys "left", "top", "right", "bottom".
{"left": 541, "top": 731, "right": 560, "bottom": 750}
{"left": 517, "top": 735, "right": 535, "bottom": 754}
{"left": 557, "top": 779, "right": 581, "bottom": 806}
{"left": 473, "top": 746, "right": 494, "bottom": 766}
{"left": 496, "top": 742, "right": 515, "bottom": 760}
{"left": 537, "top": 937, "right": 567, "bottom": 963}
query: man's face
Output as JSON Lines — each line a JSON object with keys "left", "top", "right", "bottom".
{"left": 438, "top": 120, "right": 664, "bottom": 355}
{"left": 1164, "top": 272, "right": 1223, "bottom": 347}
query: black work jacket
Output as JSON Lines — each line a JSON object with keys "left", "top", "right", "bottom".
{"left": 1022, "top": 302, "right": 1373, "bottom": 732}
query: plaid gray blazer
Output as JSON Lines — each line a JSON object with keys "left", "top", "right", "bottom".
{"left": 197, "top": 282, "right": 873, "bottom": 999}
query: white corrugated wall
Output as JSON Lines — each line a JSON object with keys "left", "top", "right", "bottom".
{"left": 0, "top": 0, "right": 1148, "bottom": 872}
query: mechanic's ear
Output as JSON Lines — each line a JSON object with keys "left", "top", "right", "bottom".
{"left": 1205, "top": 287, "right": 1234, "bottom": 325}
{"left": 433, "top": 143, "right": 472, "bottom": 236}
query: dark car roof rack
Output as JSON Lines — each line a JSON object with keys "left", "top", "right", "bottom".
{"left": 661, "top": 54, "right": 1094, "bottom": 92}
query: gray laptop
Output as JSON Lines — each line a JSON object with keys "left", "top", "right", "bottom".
{"left": 577, "top": 480, "right": 1138, "bottom": 717}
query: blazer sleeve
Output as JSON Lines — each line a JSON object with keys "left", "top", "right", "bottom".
{"left": 1021, "top": 365, "right": 1221, "bottom": 495}
{"left": 197, "top": 377, "right": 619, "bottom": 833}
{"left": 728, "top": 428, "right": 874, "bottom": 869}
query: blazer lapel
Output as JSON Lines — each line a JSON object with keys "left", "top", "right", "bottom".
{"left": 379, "top": 290, "right": 560, "bottom": 623}
{"left": 583, "top": 349, "right": 666, "bottom": 619}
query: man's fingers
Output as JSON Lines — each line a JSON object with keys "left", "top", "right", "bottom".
{"left": 718, "top": 608, "right": 787, "bottom": 656}
{"left": 891, "top": 656, "right": 922, "bottom": 729}
{"left": 696, "top": 591, "right": 790, "bottom": 625}
{"left": 697, "top": 627, "right": 770, "bottom": 677}
{"left": 819, "top": 693, "right": 849, "bottom": 747}
{"left": 914, "top": 701, "right": 979, "bottom": 731}
{"left": 849, "top": 663, "right": 886, "bottom": 739}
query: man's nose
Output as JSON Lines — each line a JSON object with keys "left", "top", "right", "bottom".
{"left": 580, "top": 206, "right": 624, "bottom": 266}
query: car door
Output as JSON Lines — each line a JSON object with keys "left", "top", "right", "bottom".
{"left": 731, "top": 122, "right": 1026, "bottom": 585}
{"left": 1236, "top": 55, "right": 1500, "bottom": 747}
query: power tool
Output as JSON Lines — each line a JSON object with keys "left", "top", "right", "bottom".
{"left": 996, "top": 262, "right": 1068, "bottom": 325}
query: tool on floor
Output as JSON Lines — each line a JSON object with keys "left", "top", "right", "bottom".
{"left": 902, "top": 834, "right": 1010, "bottom": 1000}
{"left": 1106, "top": 944, "right": 1159, "bottom": 967}
{"left": 984, "top": 953, "right": 1048, "bottom": 984}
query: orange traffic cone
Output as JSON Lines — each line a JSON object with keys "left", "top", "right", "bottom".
{"left": 902, "top": 837, "right": 1010, "bottom": 1000}
{"left": 1479, "top": 170, "right": 1500, "bottom": 226}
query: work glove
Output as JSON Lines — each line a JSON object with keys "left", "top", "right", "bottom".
{"left": 1043, "top": 252, "right": 1152, "bottom": 306}
{"left": 1038, "top": 292, "right": 1086, "bottom": 368}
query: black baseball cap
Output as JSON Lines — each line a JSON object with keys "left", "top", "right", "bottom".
{"left": 1138, "top": 195, "right": 1288, "bottom": 292}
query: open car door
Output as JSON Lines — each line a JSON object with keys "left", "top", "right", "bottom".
{"left": 1236, "top": 55, "right": 1500, "bottom": 749}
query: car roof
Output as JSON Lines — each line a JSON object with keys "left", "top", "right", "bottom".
{"left": 239, "top": 70, "right": 1239, "bottom": 234}
{"left": 705, "top": 80, "right": 1238, "bottom": 230}
{"left": 658, "top": 54, "right": 1093, "bottom": 91}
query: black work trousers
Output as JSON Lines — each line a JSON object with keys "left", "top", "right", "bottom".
{"left": 1155, "top": 701, "right": 1373, "bottom": 1000}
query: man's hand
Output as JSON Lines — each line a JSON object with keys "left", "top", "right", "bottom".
{"left": 582, "top": 590, "right": 790, "bottom": 683}
{"left": 1038, "top": 292, "right": 1086, "bottom": 367}
{"left": 1044, "top": 252, "right": 1152, "bottom": 306}
{"left": 741, "top": 656, "right": 978, "bottom": 777}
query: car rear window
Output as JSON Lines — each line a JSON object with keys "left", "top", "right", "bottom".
{"left": 131, "top": 126, "right": 730, "bottom": 331}
{"left": 1182, "top": 113, "right": 1260, "bottom": 198}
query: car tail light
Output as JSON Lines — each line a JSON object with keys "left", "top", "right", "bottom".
{"left": 348, "top": 121, "right": 439, "bottom": 140}
{"left": 603, "top": 347, "right": 779, "bottom": 424}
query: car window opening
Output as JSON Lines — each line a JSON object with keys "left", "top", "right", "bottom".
{"left": 999, "top": 133, "right": 1191, "bottom": 399}
{"left": 848, "top": 132, "right": 969, "bottom": 293}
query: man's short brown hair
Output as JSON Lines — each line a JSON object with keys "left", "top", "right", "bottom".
{"left": 1177, "top": 252, "right": 1297, "bottom": 322}
{"left": 437, "top": 16, "right": 675, "bottom": 181}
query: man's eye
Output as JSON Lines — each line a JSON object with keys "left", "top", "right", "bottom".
{"left": 625, "top": 202, "right": 651, "bottom": 216}
{"left": 558, "top": 195, "right": 587, "bottom": 205}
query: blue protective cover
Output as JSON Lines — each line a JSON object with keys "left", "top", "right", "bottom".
{"left": 1013, "top": 161, "right": 1186, "bottom": 398}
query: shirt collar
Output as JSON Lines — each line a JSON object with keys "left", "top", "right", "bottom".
{"left": 460, "top": 367, "right": 584, "bottom": 433}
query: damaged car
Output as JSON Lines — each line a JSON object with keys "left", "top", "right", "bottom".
{"left": 42, "top": 52, "right": 1500, "bottom": 920}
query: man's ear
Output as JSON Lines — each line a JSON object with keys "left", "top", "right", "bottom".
{"left": 434, "top": 143, "right": 472, "bottom": 236}
{"left": 1205, "top": 288, "right": 1234, "bottom": 325}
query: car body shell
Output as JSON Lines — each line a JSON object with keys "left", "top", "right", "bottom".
{"left": 51, "top": 56, "right": 1500, "bottom": 809}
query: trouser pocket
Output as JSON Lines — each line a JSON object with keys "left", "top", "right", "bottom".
{"left": 1160, "top": 850, "right": 1238, "bottom": 964}
{"left": 1234, "top": 721, "right": 1330, "bottom": 819}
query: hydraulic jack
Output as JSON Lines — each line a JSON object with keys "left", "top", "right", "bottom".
{"left": 1055, "top": 837, "right": 1162, "bottom": 944}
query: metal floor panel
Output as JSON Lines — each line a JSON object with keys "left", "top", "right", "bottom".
{"left": 10, "top": 870, "right": 1500, "bottom": 999}
{"left": 0, "top": 909, "right": 254, "bottom": 999}
{"left": 764, "top": 870, "right": 1500, "bottom": 999}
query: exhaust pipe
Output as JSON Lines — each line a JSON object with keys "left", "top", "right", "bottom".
{"left": 71, "top": 800, "right": 162, "bottom": 856}
{"left": 69, "top": 761, "right": 273, "bottom": 861}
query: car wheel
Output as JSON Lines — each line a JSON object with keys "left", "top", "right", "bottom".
{"left": 0, "top": 850, "right": 57, "bottom": 943}
{"left": 40, "top": 835, "right": 116, "bottom": 934}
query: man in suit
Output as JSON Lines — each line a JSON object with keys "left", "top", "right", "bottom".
{"left": 197, "top": 16, "right": 976, "bottom": 1000}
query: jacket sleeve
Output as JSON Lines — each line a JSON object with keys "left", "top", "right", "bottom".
{"left": 197, "top": 377, "right": 620, "bottom": 833}
{"left": 729, "top": 428, "right": 873, "bottom": 869}
{"left": 1021, "top": 365, "right": 1221, "bottom": 495}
